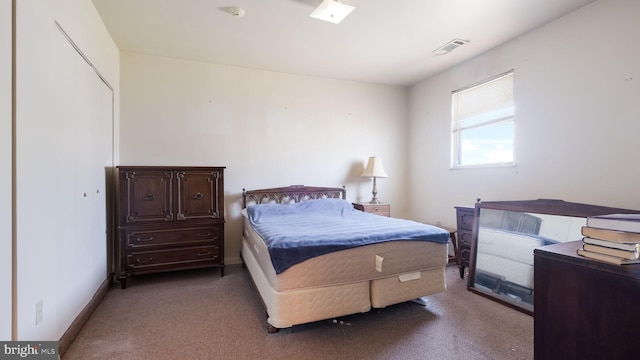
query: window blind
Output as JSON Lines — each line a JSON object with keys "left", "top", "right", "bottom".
{"left": 453, "top": 71, "right": 514, "bottom": 131}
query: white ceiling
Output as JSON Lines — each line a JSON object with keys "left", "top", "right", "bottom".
{"left": 92, "top": 0, "right": 597, "bottom": 86}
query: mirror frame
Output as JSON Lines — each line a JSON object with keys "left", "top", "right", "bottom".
{"left": 467, "top": 198, "right": 640, "bottom": 315}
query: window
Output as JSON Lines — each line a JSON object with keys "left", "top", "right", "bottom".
{"left": 451, "top": 71, "right": 514, "bottom": 168}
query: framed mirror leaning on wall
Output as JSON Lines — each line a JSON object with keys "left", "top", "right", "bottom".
{"left": 467, "top": 199, "right": 640, "bottom": 315}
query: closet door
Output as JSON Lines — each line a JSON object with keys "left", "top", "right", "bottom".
{"left": 74, "top": 51, "right": 113, "bottom": 283}
{"left": 89, "top": 66, "right": 114, "bottom": 279}
{"left": 53, "top": 27, "right": 113, "bottom": 330}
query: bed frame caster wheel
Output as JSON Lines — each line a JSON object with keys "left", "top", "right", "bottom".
{"left": 267, "top": 325, "right": 279, "bottom": 333}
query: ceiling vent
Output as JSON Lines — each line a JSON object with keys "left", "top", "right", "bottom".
{"left": 433, "top": 38, "right": 468, "bottom": 55}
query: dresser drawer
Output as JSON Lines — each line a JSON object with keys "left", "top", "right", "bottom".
{"left": 458, "top": 229, "right": 474, "bottom": 248}
{"left": 353, "top": 203, "right": 390, "bottom": 217}
{"left": 456, "top": 208, "right": 475, "bottom": 230}
{"left": 126, "top": 245, "right": 220, "bottom": 271}
{"left": 367, "top": 205, "right": 390, "bottom": 217}
{"left": 123, "top": 227, "right": 220, "bottom": 249}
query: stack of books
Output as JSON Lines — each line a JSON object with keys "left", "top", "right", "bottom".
{"left": 577, "top": 213, "right": 640, "bottom": 265}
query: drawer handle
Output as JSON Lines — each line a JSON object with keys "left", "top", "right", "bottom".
{"left": 135, "top": 257, "right": 153, "bottom": 264}
{"left": 194, "top": 192, "right": 204, "bottom": 200}
{"left": 196, "top": 233, "right": 212, "bottom": 237}
{"left": 144, "top": 193, "right": 156, "bottom": 201}
{"left": 197, "top": 251, "right": 212, "bottom": 257}
{"left": 136, "top": 236, "right": 154, "bottom": 242}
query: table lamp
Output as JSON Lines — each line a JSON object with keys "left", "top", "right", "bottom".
{"left": 361, "top": 156, "right": 388, "bottom": 204}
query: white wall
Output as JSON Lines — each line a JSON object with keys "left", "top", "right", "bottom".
{"left": 408, "top": 0, "right": 640, "bottom": 228}
{"left": 119, "top": 53, "right": 409, "bottom": 264}
{"left": 14, "top": 0, "right": 119, "bottom": 341}
{"left": 1, "top": 0, "right": 13, "bottom": 341}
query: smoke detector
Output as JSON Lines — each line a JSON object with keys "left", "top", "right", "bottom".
{"left": 433, "top": 38, "right": 469, "bottom": 55}
{"left": 223, "top": 6, "right": 246, "bottom": 17}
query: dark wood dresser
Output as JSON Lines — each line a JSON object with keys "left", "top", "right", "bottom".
{"left": 534, "top": 240, "right": 640, "bottom": 359}
{"left": 116, "top": 166, "right": 225, "bottom": 288}
{"left": 454, "top": 206, "right": 474, "bottom": 279}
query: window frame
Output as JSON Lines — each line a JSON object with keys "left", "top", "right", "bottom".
{"left": 451, "top": 70, "right": 515, "bottom": 169}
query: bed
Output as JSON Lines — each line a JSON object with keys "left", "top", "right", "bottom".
{"left": 240, "top": 185, "right": 450, "bottom": 332}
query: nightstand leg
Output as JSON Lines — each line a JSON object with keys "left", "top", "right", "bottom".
{"left": 447, "top": 231, "right": 459, "bottom": 265}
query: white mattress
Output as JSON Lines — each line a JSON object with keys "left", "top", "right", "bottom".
{"left": 241, "top": 214, "right": 448, "bottom": 329}
{"left": 476, "top": 227, "right": 543, "bottom": 289}
{"left": 476, "top": 253, "right": 534, "bottom": 289}
{"left": 241, "top": 239, "right": 372, "bottom": 328}
{"left": 243, "top": 217, "right": 447, "bottom": 291}
{"left": 477, "top": 227, "right": 543, "bottom": 264}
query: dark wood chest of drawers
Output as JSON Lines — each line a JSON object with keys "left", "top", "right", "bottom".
{"left": 455, "top": 206, "right": 474, "bottom": 279}
{"left": 534, "top": 241, "right": 640, "bottom": 359}
{"left": 116, "top": 166, "right": 225, "bottom": 288}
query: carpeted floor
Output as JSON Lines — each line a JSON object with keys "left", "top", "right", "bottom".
{"left": 62, "top": 264, "right": 533, "bottom": 360}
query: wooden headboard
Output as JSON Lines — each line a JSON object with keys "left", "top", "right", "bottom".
{"left": 242, "top": 185, "right": 346, "bottom": 208}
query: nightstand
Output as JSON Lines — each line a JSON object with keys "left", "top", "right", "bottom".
{"left": 438, "top": 225, "right": 459, "bottom": 266}
{"left": 352, "top": 202, "right": 390, "bottom": 217}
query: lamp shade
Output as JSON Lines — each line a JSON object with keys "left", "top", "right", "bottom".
{"left": 310, "top": 0, "right": 355, "bottom": 24}
{"left": 361, "top": 156, "right": 388, "bottom": 178}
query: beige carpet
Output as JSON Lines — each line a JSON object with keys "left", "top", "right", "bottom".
{"left": 62, "top": 264, "right": 533, "bottom": 360}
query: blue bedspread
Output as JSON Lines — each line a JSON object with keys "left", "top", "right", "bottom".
{"left": 247, "top": 198, "right": 449, "bottom": 274}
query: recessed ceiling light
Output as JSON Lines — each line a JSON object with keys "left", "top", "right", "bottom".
{"left": 310, "top": 0, "right": 355, "bottom": 24}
